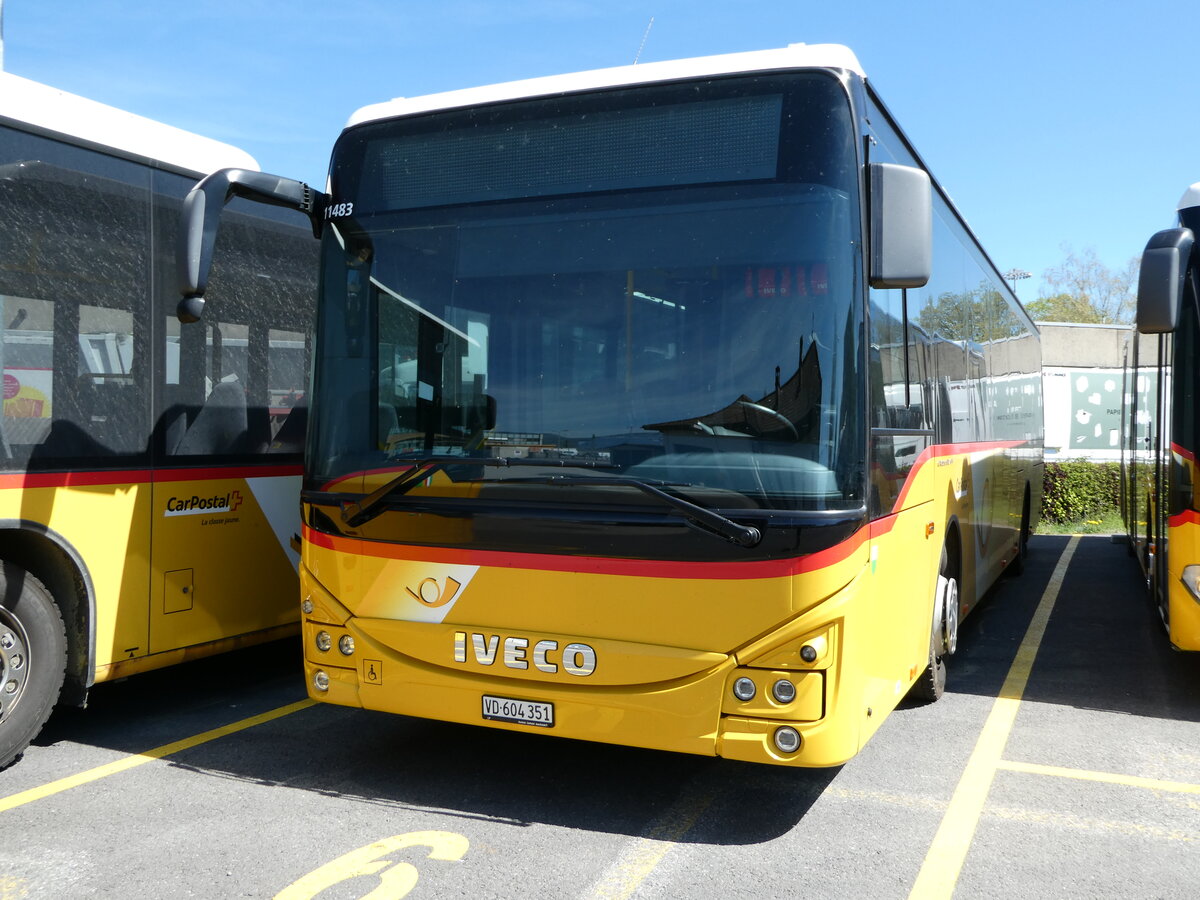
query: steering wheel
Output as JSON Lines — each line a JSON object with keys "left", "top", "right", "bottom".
{"left": 735, "top": 400, "right": 799, "bottom": 441}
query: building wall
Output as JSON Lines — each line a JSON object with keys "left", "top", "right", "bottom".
{"left": 1036, "top": 322, "right": 1135, "bottom": 462}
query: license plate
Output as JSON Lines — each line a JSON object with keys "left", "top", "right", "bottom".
{"left": 481, "top": 695, "right": 554, "bottom": 728}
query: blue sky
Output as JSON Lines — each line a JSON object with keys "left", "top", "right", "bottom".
{"left": 5, "top": 1, "right": 1197, "bottom": 301}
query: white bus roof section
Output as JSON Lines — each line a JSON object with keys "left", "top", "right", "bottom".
{"left": 347, "top": 43, "right": 865, "bottom": 130}
{"left": 0, "top": 71, "right": 258, "bottom": 175}
{"left": 1179, "top": 183, "right": 1200, "bottom": 212}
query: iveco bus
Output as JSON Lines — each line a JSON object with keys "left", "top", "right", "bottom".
{"left": 177, "top": 44, "right": 1041, "bottom": 766}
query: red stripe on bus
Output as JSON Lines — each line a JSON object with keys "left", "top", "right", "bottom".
{"left": 0, "top": 470, "right": 153, "bottom": 489}
{"left": 303, "top": 522, "right": 872, "bottom": 580}
{"left": 152, "top": 464, "right": 302, "bottom": 482}
{"left": 1169, "top": 509, "right": 1200, "bottom": 529}
{"left": 0, "top": 463, "right": 301, "bottom": 491}
{"left": 890, "top": 440, "right": 1027, "bottom": 512}
{"left": 1170, "top": 442, "right": 1196, "bottom": 463}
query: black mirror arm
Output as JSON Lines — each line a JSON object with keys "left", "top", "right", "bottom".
{"left": 176, "top": 168, "right": 329, "bottom": 323}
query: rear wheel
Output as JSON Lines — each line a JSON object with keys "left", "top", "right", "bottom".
{"left": 0, "top": 565, "right": 66, "bottom": 770}
{"left": 1146, "top": 501, "right": 1170, "bottom": 633}
{"left": 1154, "top": 551, "right": 1170, "bottom": 636}
{"left": 908, "top": 547, "right": 957, "bottom": 703}
{"left": 1007, "top": 491, "right": 1032, "bottom": 577}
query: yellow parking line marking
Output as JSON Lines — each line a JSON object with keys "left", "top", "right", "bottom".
{"left": 997, "top": 759, "right": 1200, "bottom": 795}
{"left": 907, "top": 536, "right": 1079, "bottom": 900}
{"left": 0, "top": 699, "right": 315, "bottom": 814}
{"left": 587, "top": 782, "right": 715, "bottom": 900}
{"left": 825, "top": 785, "right": 1199, "bottom": 842}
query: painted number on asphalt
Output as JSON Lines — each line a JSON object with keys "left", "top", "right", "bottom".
{"left": 274, "top": 831, "right": 469, "bottom": 900}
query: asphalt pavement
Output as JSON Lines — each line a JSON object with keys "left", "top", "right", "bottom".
{"left": 1, "top": 533, "right": 1197, "bottom": 899}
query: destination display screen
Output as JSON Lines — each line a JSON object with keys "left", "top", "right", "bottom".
{"left": 357, "top": 93, "right": 783, "bottom": 211}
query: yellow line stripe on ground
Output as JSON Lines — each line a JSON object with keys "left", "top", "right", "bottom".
{"left": 586, "top": 783, "right": 715, "bottom": 900}
{"left": 907, "top": 536, "right": 1080, "bottom": 900}
{"left": 997, "top": 759, "right": 1200, "bottom": 795}
{"left": 0, "top": 698, "right": 315, "bottom": 814}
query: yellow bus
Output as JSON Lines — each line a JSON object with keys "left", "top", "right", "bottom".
{"left": 178, "top": 44, "right": 1042, "bottom": 766}
{"left": 1123, "top": 183, "right": 1200, "bottom": 650}
{"left": 0, "top": 73, "right": 316, "bottom": 769}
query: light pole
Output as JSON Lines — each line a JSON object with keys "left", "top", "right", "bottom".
{"left": 1004, "top": 268, "right": 1031, "bottom": 296}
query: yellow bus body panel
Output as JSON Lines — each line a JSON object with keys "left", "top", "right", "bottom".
{"left": 1167, "top": 517, "right": 1200, "bottom": 650}
{"left": 302, "top": 444, "right": 1033, "bottom": 766}
{"left": 0, "top": 480, "right": 151, "bottom": 671}
{"left": 148, "top": 472, "right": 299, "bottom": 656}
{"left": 0, "top": 469, "right": 300, "bottom": 683}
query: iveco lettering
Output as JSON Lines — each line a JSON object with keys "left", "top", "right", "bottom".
{"left": 453, "top": 633, "right": 598, "bottom": 676}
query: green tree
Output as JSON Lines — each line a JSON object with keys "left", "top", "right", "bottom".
{"left": 1029, "top": 246, "right": 1139, "bottom": 324}
{"left": 1023, "top": 292, "right": 1108, "bottom": 324}
{"left": 916, "top": 285, "right": 1023, "bottom": 343}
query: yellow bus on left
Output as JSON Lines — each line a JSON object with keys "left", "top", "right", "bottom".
{"left": 0, "top": 72, "right": 317, "bottom": 770}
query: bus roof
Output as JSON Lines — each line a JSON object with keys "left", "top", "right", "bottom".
{"left": 0, "top": 71, "right": 258, "bottom": 176}
{"left": 1180, "top": 183, "right": 1200, "bottom": 212}
{"left": 346, "top": 43, "right": 865, "bottom": 130}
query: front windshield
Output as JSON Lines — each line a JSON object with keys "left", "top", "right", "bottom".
{"left": 310, "top": 72, "right": 864, "bottom": 515}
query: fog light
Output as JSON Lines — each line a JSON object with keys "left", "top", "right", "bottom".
{"left": 732, "top": 676, "right": 756, "bottom": 702}
{"left": 302, "top": 596, "right": 314, "bottom": 615}
{"left": 338, "top": 634, "right": 355, "bottom": 656}
{"left": 315, "top": 631, "right": 332, "bottom": 652}
{"left": 773, "top": 726, "right": 802, "bottom": 754}
{"left": 312, "top": 670, "right": 330, "bottom": 692}
{"left": 772, "top": 679, "right": 796, "bottom": 704}
{"left": 799, "top": 644, "right": 818, "bottom": 663}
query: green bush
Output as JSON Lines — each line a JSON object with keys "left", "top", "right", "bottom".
{"left": 1041, "top": 460, "right": 1121, "bottom": 525}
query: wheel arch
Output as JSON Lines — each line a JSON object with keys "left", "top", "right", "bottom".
{"left": 0, "top": 521, "right": 95, "bottom": 706}
{"left": 943, "top": 515, "right": 963, "bottom": 583}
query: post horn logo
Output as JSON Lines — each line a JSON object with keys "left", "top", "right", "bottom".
{"left": 405, "top": 576, "right": 462, "bottom": 609}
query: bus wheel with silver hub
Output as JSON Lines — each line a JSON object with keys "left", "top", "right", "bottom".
{"left": 0, "top": 565, "right": 66, "bottom": 771}
{"left": 908, "top": 548, "right": 958, "bottom": 703}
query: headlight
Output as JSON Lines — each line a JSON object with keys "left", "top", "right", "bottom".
{"left": 732, "top": 676, "right": 756, "bottom": 702}
{"left": 1182, "top": 566, "right": 1200, "bottom": 603}
{"left": 773, "top": 726, "right": 802, "bottom": 754}
{"left": 771, "top": 679, "right": 797, "bottom": 704}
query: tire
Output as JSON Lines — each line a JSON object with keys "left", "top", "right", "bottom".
{"left": 908, "top": 621, "right": 947, "bottom": 703}
{"left": 0, "top": 565, "right": 67, "bottom": 771}
{"left": 1007, "top": 492, "right": 1031, "bottom": 577}
{"left": 907, "top": 548, "right": 957, "bottom": 703}
{"left": 1146, "top": 502, "right": 1170, "bottom": 631}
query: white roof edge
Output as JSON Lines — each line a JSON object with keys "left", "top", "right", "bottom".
{"left": 1179, "top": 182, "right": 1200, "bottom": 212}
{"left": 0, "top": 71, "right": 258, "bottom": 175}
{"left": 346, "top": 43, "right": 864, "bottom": 130}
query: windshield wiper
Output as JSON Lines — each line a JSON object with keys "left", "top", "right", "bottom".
{"left": 333, "top": 455, "right": 615, "bottom": 528}
{"left": 327, "top": 457, "right": 760, "bottom": 547}
{"left": 497, "top": 474, "right": 762, "bottom": 549}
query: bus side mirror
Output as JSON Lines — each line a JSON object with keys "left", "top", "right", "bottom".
{"left": 1136, "top": 227, "right": 1194, "bottom": 334}
{"left": 868, "top": 163, "right": 932, "bottom": 289}
{"left": 177, "top": 168, "right": 327, "bottom": 323}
